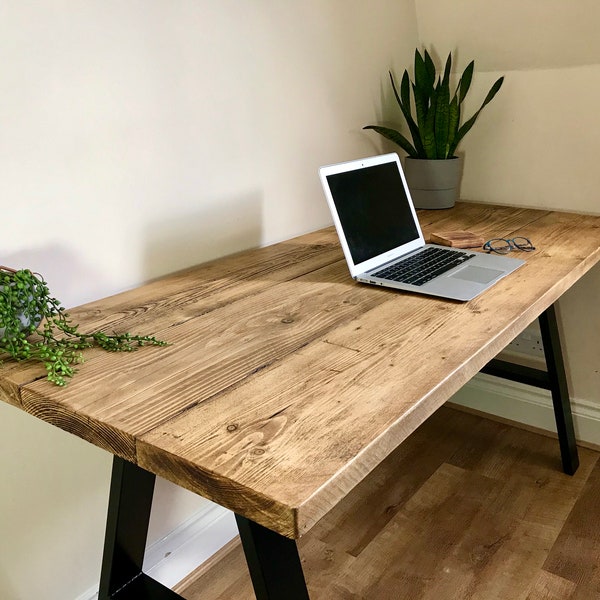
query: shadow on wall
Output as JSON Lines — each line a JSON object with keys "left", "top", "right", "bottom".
{"left": 142, "top": 190, "right": 264, "bottom": 281}
{"left": 0, "top": 245, "right": 112, "bottom": 307}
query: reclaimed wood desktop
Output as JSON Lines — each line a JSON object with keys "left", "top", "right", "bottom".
{"left": 2, "top": 202, "right": 600, "bottom": 599}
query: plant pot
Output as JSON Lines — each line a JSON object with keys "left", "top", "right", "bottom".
{"left": 403, "top": 156, "right": 463, "bottom": 210}
{"left": 0, "top": 266, "right": 41, "bottom": 339}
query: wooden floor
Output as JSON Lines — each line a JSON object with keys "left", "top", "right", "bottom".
{"left": 178, "top": 406, "right": 600, "bottom": 600}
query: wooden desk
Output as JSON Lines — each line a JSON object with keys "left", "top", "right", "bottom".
{"left": 2, "top": 202, "right": 600, "bottom": 599}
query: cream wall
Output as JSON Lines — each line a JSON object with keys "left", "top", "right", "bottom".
{"left": 414, "top": 0, "right": 600, "bottom": 404}
{"left": 0, "top": 2, "right": 418, "bottom": 599}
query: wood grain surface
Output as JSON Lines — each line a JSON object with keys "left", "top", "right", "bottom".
{"left": 2, "top": 202, "right": 600, "bottom": 538}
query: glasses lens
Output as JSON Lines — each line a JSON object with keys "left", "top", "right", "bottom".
{"left": 486, "top": 239, "right": 511, "bottom": 254}
{"left": 512, "top": 237, "right": 535, "bottom": 251}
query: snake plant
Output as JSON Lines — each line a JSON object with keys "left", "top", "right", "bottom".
{"left": 364, "top": 49, "right": 504, "bottom": 159}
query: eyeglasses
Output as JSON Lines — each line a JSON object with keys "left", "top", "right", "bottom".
{"left": 483, "top": 237, "right": 535, "bottom": 254}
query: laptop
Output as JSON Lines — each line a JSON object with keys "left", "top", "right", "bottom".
{"left": 319, "top": 152, "right": 524, "bottom": 301}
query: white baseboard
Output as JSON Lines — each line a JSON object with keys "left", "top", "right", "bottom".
{"left": 77, "top": 503, "right": 237, "bottom": 600}
{"left": 143, "top": 502, "right": 237, "bottom": 589}
{"left": 450, "top": 372, "right": 600, "bottom": 446}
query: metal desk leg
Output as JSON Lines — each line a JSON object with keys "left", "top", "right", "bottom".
{"left": 481, "top": 303, "right": 579, "bottom": 475}
{"left": 236, "top": 514, "right": 310, "bottom": 600}
{"left": 98, "top": 456, "right": 183, "bottom": 599}
{"left": 99, "top": 457, "right": 307, "bottom": 599}
{"left": 539, "top": 304, "right": 579, "bottom": 475}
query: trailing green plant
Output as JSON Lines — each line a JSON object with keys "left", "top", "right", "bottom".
{"left": 364, "top": 49, "right": 504, "bottom": 159}
{"left": 0, "top": 266, "right": 167, "bottom": 386}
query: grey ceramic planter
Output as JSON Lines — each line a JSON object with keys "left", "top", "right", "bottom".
{"left": 404, "top": 156, "right": 463, "bottom": 209}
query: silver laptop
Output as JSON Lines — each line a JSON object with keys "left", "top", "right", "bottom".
{"left": 319, "top": 152, "right": 524, "bottom": 301}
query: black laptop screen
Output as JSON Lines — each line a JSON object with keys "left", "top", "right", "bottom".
{"left": 326, "top": 162, "right": 420, "bottom": 265}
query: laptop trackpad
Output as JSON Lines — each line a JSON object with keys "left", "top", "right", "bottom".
{"left": 450, "top": 266, "right": 503, "bottom": 284}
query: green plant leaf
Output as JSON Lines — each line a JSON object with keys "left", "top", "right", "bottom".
{"left": 434, "top": 54, "right": 452, "bottom": 158}
{"left": 413, "top": 49, "right": 427, "bottom": 89}
{"left": 458, "top": 60, "right": 474, "bottom": 104}
{"left": 422, "top": 83, "right": 438, "bottom": 158}
{"left": 362, "top": 125, "right": 418, "bottom": 157}
{"left": 413, "top": 50, "right": 434, "bottom": 132}
{"left": 392, "top": 71, "right": 424, "bottom": 156}
{"left": 447, "top": 94, "right": 460, "bottom": 157}
{"left": 399, "top": 69, "right": 411, "bottom": 109}
{"left": 423, "top": 50, "right": 437, "bottom": 89}
{"left": 449, "top": 76, "right": 504, "bottom": 156}
{"left": 442, "top": 52, "right": 452, "bottom": 86}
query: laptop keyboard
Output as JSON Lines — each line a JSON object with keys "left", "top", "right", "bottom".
{"left": 372, "top": 247, "right": 475, "bottom": 286}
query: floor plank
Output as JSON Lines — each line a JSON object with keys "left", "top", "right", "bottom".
{"left": 527, "top": 571, "right": 576, "bottom": 600}
{"left": 180, "top": 406, "right": 600, "bottom": 600}
{"left": 538, "top": 457, "right": 600, "bottom": 599}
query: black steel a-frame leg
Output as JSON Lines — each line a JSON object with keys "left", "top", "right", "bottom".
{"left": 481, "top": 303, "right": 579, "bottom": 475}
{"left": 235, "top": 514, "right": 310, "bottom": 600}
{"left": 98, "top": 457, "right": 182, "bottom": 599}
{"left": 98, "top": 457, "right": 311, "bottom": 599}
{"left": 539, "top": 304, "right": 579, "bottom": 474}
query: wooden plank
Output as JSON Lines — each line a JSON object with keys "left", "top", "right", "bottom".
{"left": 0, "top": 359, "right": 47, "bottom": 408}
